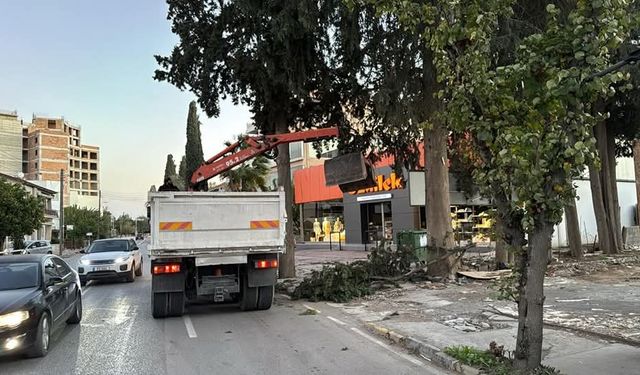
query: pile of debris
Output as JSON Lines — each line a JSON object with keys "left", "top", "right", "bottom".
{"left": 547, "top": 251, "right": 640, "bottom": 278}
{"left": 440, "top": 314, "right": 497, "bottom": 332}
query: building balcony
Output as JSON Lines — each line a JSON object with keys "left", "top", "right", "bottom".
{"left": 44, "top": 209, "right": 58, "bottom": 218}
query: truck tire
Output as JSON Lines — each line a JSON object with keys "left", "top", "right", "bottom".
{"left": 152, "top": 292, "right": 168, "bottom": 318}
{"left": 239, "top": 275, "right": 258, "bottom": 311}
{"left": 152, "top": 292, "right": 184, "bottom": 318}
{"left": 256, "top": 285, "right": 274, "bottom": 310}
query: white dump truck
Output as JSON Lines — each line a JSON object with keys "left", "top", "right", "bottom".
{"left": 147, "top": 191, "right": 285, "bottom": 318}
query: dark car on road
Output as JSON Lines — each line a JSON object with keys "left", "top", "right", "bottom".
{"left": 0, "top": 255, "right": 82, "bottom": 358}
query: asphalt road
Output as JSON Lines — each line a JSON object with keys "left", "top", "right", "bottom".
{"left": 0, "top": 242, "right": 447, "bottom": 375}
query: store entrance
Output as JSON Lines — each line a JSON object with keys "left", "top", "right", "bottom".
{"left": 360, "top": 201, "right": 392, "bottom": 244}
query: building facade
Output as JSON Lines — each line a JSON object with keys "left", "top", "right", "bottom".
{"left": 0, "top": 110, "right": 23, "bottom": 176}
{"left": 24, "top": 115, "right": 100, "bottom": 210}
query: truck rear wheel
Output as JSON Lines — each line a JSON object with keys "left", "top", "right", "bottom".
{"left": 256, "top": 285, "right": 274, "bottom": 310}
{"left": 239, "top": 275, "right": 258, "bottom": 311}
{"left": 152, "top": 292, "right": 184, "bottom": 318}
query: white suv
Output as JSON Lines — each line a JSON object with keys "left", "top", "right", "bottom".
{"left": 77, "top": 238, "right": 142, "bottom": 286}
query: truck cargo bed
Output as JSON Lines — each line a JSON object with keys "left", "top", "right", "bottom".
{"left": 148, "top": 191, "right": 286, "bottom": 258}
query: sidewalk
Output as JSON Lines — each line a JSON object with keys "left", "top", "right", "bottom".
{"left": 326, "top": 277, "right": 640, "bottom": 375}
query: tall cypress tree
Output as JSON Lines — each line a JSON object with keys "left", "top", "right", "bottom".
{"left": 184, "top": 101, "right": 205, "bottom": 191}
{"left": 178, "top": 155, "right": 187, "bottom": 190}
{"left": 163, "top": 154, "right": 177, "bottom": 182}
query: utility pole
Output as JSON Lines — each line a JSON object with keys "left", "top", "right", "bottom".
{"left": 59, "top": 169, "right": 64, "bottom": 256}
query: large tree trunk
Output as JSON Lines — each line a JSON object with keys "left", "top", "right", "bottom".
{"left": 424, "top": 124, "right": 455, "bottom": 277}
{"left": 633, "top": 140, "right": 640, "bottom": 223}
{"left": 599, "top": 123, "right": 621, "bottom": 253}
{"left": 514, "top": 221, "right": 553, "bottom": 371}
{"left": 589, "top": 163, "right": 615, "bottom": 253}
{"left": 495, "top": 237, "right": 509, "bottom": 268}
{"left": 565, "top": 200, "right": 583, "bottom": 260}
{"left": 606, "top": 125, "right": 623, "bottom": 250}
{"left": 276, "top": 119, "right": 295, "bottom": 278}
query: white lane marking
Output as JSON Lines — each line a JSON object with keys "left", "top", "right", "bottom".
{"left": 303, "top": 304, "right": 321, "bottom": 314}
{"left": 350, "top": 327, "right": 424, "bottom": 367}
{"left": 183, "top": 315, "right": 198, "bottom": 338}
{"left": 327, "top": 316, "right": 347, "bottom": 326}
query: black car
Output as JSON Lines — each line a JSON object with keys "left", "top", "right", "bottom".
{"left": 0, "top": 255, "right": 82, "bottom": 358}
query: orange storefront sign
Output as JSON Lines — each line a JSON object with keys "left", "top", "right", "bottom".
{"left": 351, "top": 173, "right": 403, "bottom": 195}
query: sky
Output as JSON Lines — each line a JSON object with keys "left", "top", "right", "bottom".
{"left": 0, "top": 0, "right": 251, "bottom": 217}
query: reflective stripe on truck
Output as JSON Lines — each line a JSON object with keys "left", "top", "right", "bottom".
{"left": 249, "top": 220, "right": 279, "bottom": 229}
{"left": 159, "top": 221, "right": 193, "bottom": 231}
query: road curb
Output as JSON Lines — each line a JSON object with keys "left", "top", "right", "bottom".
{"left": 366, "top": 322, "right": 480, "bottom": 375}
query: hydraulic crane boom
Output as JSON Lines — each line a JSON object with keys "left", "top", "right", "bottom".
{"left": 191, "top": 127, "right": 339, "bottom": 187}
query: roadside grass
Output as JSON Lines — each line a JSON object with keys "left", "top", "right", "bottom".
{"left": 444, "top": 344, "right": 562, "bottom": 375}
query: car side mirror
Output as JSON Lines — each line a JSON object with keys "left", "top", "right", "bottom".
{"left": 46, "top": 276, "right": 64, "bottom": 287}
{"left": 79, "top": 249, "right": 86, "bottom": 254}
{"left": 132, "top": 246, "right": 139, "bottom": 251}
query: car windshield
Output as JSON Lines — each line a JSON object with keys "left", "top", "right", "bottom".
{"left": 87, "top": 240, "right": 130, "bottom": 253}
{"left": 0, "top": 263, "right": 40, "bottom": 291}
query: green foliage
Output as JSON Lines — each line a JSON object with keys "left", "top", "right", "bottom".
{"left": 368, "top": 242, "right": 417, "bottom": 277}
{"left": 293, "top": 243, "right": 417, "bottom": 302}
{"left": 294, "top": 261, "right": 371, "bottom": 302}
{"left": 178, "top": 155, "right": 187, "bottom": 190}
{"left": 444, "top": 344, "right": 562, "bottom": 375}
{"left": 491, "top": 271, "right": 520, "bottom": 303}
{"left": 0, "top": 178, "right": 44, "bottom": 248}
{"left": 164, "top": 154, "right": 177, "bottom": 182}
{"left": 114, "top": 214, "right": 136, "bottom": 236}
{"left": 64, "top": 206, "right": 111, "bottom": 241}
{"left": 184, "top": 101, "right": 205, "bottom": 191}
{"left": 220, "top": 134, "right": 270, "bottom": 192}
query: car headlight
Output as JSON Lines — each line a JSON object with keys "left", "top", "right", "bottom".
{"left": 0, "top": 311, "right": 30, "bottom": 329}
{"left": 80, "top": 259, "right": 91, "bottom": 265}
{"left": 114, "top": 256, "right": 130, "bottom": 263}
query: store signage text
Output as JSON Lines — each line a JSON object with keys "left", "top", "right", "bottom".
{"left": 351, "top": 172, "right": 404, "bottom": 195}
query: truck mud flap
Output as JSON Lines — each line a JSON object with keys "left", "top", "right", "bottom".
{"left": 152, "top": 272, "right": 186, "bottom": 293}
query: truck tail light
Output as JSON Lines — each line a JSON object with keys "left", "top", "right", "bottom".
{"left": 152, "top": 264, "right": 181, "bottom": 275}
{"left": 254, "top": 259, "right": 278, "bottom": 269}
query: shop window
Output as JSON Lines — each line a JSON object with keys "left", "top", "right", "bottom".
{"left": 289, "top": 142, "right": 302, "bottom": 160}
{"left": 302, "top": 200, "right": 344, "bottom": 242}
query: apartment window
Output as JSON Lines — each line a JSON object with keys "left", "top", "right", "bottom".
{"left": 35, "top": 149, "right": 38, "bottom": 156}
{"left": 90, "top": 183, "right": 98, "bottom": 190}
{"left": 90, "top": 152, "right": 97, "bottom": 160}
{"left": 82, "top": 172, "right": 88, "bottom": 180}
{"left": 90, "top": 163, "right": 97, "bottom": 171}
{"left": 89, "top": 192, "right": 98, "bottom": 196}
{"left": 34, "top": 162, "right": 38, "bottom": 169}
{"left": 35, "top": 137, "right": 38, "bottom": 144}
{"left": 90, "top": 173, "right": 97, "bottom": 181}
{"left": 82, "top": 182, "right": 88, "bottom": 190}
{"left": 82, "top": 162, "right": 88, "bottom": 169}
{"left": 81, "top": 151, "right": 88, "bottom": 159}
{"left": 47, "top": 120, "right": 56, "bottom": 129}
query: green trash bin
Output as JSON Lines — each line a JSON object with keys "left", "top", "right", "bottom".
{"left": 397, "top": 230, "right": 430, "bottom": 263}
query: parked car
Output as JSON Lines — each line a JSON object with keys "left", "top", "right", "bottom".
{"left": 9, "top": 241, "right": 53, "bottom": 256}
{"left": 0, "top": 255, "right": 82, "bottom": 358}
{"left": 77, "top": 238, "right": 142, "bottom": 286}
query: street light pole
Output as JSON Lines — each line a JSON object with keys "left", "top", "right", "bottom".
{"left": 59, "top": 169, "right": 64, "bottom": 256}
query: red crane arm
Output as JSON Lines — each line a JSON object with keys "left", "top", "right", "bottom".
{"left": 191, "top": 127, "right": 339, "bottom": 186}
